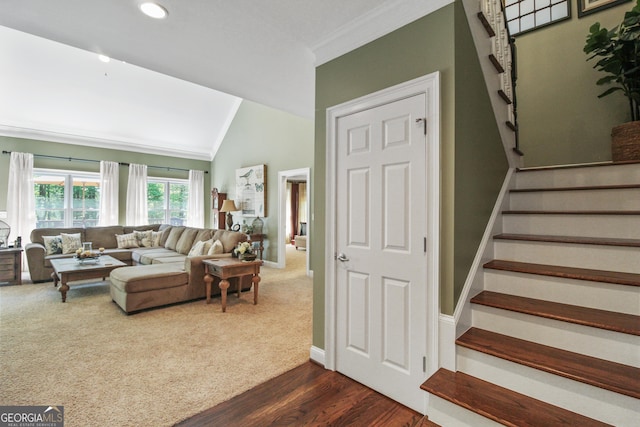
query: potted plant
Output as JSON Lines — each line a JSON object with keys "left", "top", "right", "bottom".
{"left": 584, "top": 0, "right": 640, "bottom": 161}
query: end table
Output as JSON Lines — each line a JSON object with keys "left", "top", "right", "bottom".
{"left": 0, "top": 247, "right": 23, "bottom": 286}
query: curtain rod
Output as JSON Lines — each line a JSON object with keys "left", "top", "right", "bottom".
{"left": 1, "top": 150, "right": 207, "bottom": 174}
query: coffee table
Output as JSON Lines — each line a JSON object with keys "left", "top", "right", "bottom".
{"left": 203, "top": 258, "right": 262, "bottom": 312}
{"left": 50, "top": 255, "right": 126, "bottom": 302}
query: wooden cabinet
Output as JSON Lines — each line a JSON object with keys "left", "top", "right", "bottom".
{"left": 0, "top": 248, "right": 22, "bottom": 285}
{"left": 212, "top": 188, "right": 227, "bottom": 230}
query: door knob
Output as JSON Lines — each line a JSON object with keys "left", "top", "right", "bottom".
{"left": 337, "top": 253, "right": 350, "bottom": 262}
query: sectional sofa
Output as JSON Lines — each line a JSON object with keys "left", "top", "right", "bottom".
{"left": 27, "top": 224, "right": 251, "bottom": 312}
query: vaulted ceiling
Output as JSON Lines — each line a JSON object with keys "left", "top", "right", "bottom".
{"left": 0, "top": 0, "right": 449, "bottom": 160}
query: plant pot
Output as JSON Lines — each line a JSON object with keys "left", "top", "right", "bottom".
{"left": 239, "top": 253, "right": 256, "bottom": 261}
{"left": 612, "top": 121, "right": 640, "bottom": 162}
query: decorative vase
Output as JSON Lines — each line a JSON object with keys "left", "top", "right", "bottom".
{"left": 612, "top": 121, "right": 640, "bottom": 162}
{"left": 240, "top": 253, "right": 256, "bottom": 261}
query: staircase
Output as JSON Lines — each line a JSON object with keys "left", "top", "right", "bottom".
{"left": 422, "top": 162, "right": 640, "bottom": 426}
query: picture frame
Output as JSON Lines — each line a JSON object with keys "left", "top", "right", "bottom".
{"left": 578, "top": 0, "right": 630, "bottom": 17}
{"left": 235, "top": 165, "right": 266, "bottom": 217}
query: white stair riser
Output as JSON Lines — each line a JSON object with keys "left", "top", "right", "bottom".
{"left": 484, "top": 270, "right": 640, "bottom": 315}
{"left": 427, "top": 394, "right": 502, "bottom": 427}
{"left": 493, "top": 240, "right": 640, "bottom": 274}
{"left": 471, "top": 305, "right": 640, "bottom": 367}
{"left": 516, "top": 164, "right": 640, "bottom": 189}
{"left": 457, "top": 348, "right": 639, "bottom": 427}
{"left": 502, "top": 214, "right": 640, "bottom": 239}
{"left": 509, "top": 188, "right": 640, "bottom": 211}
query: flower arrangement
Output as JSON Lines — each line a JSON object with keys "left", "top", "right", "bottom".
{"left": 234, "top": 241, "right": 256, "bottom": 260}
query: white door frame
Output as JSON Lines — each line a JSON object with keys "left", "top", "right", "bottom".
{"left": 277, "top": 167, "right": 311, "bottom": 275}
{"left": 324, "top": 73, "right": 440, "bottom": 382}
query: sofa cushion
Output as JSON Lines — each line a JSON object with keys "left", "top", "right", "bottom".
{"left": 176, "top": 228, "right": 199, "bottom": 255}
{"left": 60, "top": 233, "right": 82, "bottom": 254}
{"left": 164, "top": 226, "right": 185, "bottom": 251}
{"left": 30, "top": 227, "right": 84, "bottom": 246}
{"left": 43, "top": 235, "right": 63, "bottom": 255}
{"left": 110, "top": 265, "right": 188, "bottom": 294}
{"left": 116, "top": 233, "right": 139, "bottom": 249}
{"left": 152, "top": 255, "right": 187, "bottom": 264}
{"left": 84, "top": 226, "right": 124, "bottom": 249}
{"left": 218, "top": 230, "right": 247, "bottom": 253}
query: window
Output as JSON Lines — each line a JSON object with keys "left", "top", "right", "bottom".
{"left": 34, "top": 170, "right": 101, "bottom": 228}
{"left": 505, "top": 0, "right": 570, "bottom": 35}
{"left": 147, "top": 179, "right": 188, "bottom": 225}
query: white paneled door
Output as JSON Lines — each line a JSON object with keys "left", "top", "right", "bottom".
{"left": 335, "top": 92, "right": 428, "bottom": 412}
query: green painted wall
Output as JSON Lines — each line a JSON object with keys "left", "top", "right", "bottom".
{"left": 210, "top": 100, "right": 314, "bottom": 262}
{"left": 517, "top": 3, "right": 630, "bottom": 166}
{"left": 0, "top": 136, "right": 211, "bottom": 225}
{"left": 313, "top": 2, "right": 508, "bottom": 349}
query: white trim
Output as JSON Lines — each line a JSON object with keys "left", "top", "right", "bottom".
{"left": 312, "top": 0, "right": 453, "bottom": 66}
{"left": 439, "top": 314, "right": 457, "bottom": 371}
{"left": 453, "top": 168, "right": 516, "bottom": 337}
{"left": 324, "top": 72, "right": 441, "bottom": 388}
{"left": 277, "top": 168, "right": 311, "bottom": 275}
{"left": 0, "top": 125, "right": 213, "bottom": 161}
{"left": 310, "top": 346, "right": 326, "bottom": 366}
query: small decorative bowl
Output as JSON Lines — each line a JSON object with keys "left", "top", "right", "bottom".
{"left": 239, "top": 253, "right": 257, "bottom": 261}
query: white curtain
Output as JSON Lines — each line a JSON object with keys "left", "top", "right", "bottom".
{"left": 98, "top": 161, "right": 119, "bottom": 226}
{"left": 126, "top": 164, "right": 148, "bottom": 226}
{"left": 7, "top": 152, "right": 36, "bottom": 270}
{"left": 187, "top": 170, "right": 204, "bottom": 228}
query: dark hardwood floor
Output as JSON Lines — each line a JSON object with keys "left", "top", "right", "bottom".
{"left": 175, "top": 361, "right": 438, "bottom": 426}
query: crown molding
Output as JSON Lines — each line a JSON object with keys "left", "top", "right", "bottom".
{"left": 312, "top": 0, "right": 453, "bottom": 66}
{"left": 0, "top": 125, "right": 212, "bottom": 162}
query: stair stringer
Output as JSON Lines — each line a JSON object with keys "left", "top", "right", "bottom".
{"left": 454, "top": 167, "right": 516, "bottom": 339}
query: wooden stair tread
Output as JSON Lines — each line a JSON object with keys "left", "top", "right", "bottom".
{"left": 516, "top": 161, "right": 640, "bottom": 172}
{"left": 457, "top": 328, "right": 640, "bottom": 399}
{"left": 502, "top": 210, "right": 640, "bottom": 215}
{"left": 421, "top": 368, "right": 612, "bottom": 427}
{"left": 494, "top": 233, "right": 640, "bottom": 248}
{"left": 511, "top": 184, "right": 640, "bottom": 193}
{"left": 484, "top": 259, "right": 640, "bottom": 287}
{"left": 471, "top": 290, "right": 640, "bottom": 336}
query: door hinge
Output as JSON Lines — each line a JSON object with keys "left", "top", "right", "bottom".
{"left": 423, "top": 356, "right": 426, "bottom": 372}
{"left": 424, "top": 237, "right": 427, "bottom": 253}
{"left": 416, "top": 117, "right": 427, "bottom": 135}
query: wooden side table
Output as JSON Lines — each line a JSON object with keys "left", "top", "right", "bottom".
{"left": 0, "top": 247, "right": 23, "bottom": 286}
{"left": 203, "top": 258, "right": 262, "bottom": 312}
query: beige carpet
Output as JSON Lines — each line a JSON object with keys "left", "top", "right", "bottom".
{"left": 0, "top": 245, "right": 311, "bottom": 426}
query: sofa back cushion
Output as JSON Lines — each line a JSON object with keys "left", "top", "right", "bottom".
{"left": 84, "top": 226, "right": 125, "bottom": 249}
{"left": 123, "top": 224, "right": 162, "bottom": 234}
{"left": 30, "top": 227, "right": 85, "bottom": 246}
{"left": 176, "top": 228, "right": 200, "bottom": 255}
{"left": 164, "top": 226, "right": 185, "bottom": 251}
{"left": 217, "top": 230, "right": 247, "bottom": 253}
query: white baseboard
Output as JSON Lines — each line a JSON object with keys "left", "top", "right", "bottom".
{"left": 309, "top": 345, "right": 325, "bottom": 366}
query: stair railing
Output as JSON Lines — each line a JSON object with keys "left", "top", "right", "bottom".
{"left": 478, "top": 0, "right": 522, "bottom": 155}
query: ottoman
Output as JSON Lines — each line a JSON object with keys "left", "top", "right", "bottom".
{"left": 110, "top": 264, "right": 189, "bottom": 314}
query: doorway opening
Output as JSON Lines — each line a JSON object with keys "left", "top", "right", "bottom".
{"left": 278, "top": 168, "right": 311, "bottom": 275}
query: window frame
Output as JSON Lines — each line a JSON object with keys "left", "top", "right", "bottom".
{"left": 33, "top": 168, "right": 101, "bottom": 228}
{"left": 505, "top": 0, "right": 572, "bottom": 36}
{"left": 147, "top": 177, "right": 189, "bottom": 226}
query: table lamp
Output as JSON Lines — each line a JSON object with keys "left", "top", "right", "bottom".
{"left": 219, "top": 200, "right": 239, "bottom": 230}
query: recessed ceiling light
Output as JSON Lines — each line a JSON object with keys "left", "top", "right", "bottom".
{"left": 98, "top": 54, "right": 110, "bottom": 63}
{"left": 140, "top": 2, "right": 168, "bottom": 19}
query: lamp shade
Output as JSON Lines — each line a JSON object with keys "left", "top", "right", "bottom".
{"left": 219, "top": 200, "right": 238, "bottom": 213}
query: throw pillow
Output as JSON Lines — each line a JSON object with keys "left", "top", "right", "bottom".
{"left": 134, "top": 230, "right": 154, "bottom": 247}
{"left": 187, "top": 240, "right": 205, "bottom": 257}
{"left": 60, "top": 233, "right": 82, "bottom": 254}
{"left": 43, "top": 235, "right": 63, "bottom": 255}
{"left": 164, "top": 226, "right": 185, "bottom": 251}
{"left": 151, "top": 231, "right": 162, "bottom": 247}
{"left": 115, "top": 233, "right": 140, "bottom": 249}
{"left": 207, "top": 239, "right": 224, "bottom": 255}
{"left": 202, "top": 238, "right": 214, "bottom": 254}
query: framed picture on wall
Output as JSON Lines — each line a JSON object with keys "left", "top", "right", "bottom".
{"left": 235, "top": 165, "right": 266, "bottom": 217}
{"left": 578, "top": 0, "right": 630, "bottom": 17}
